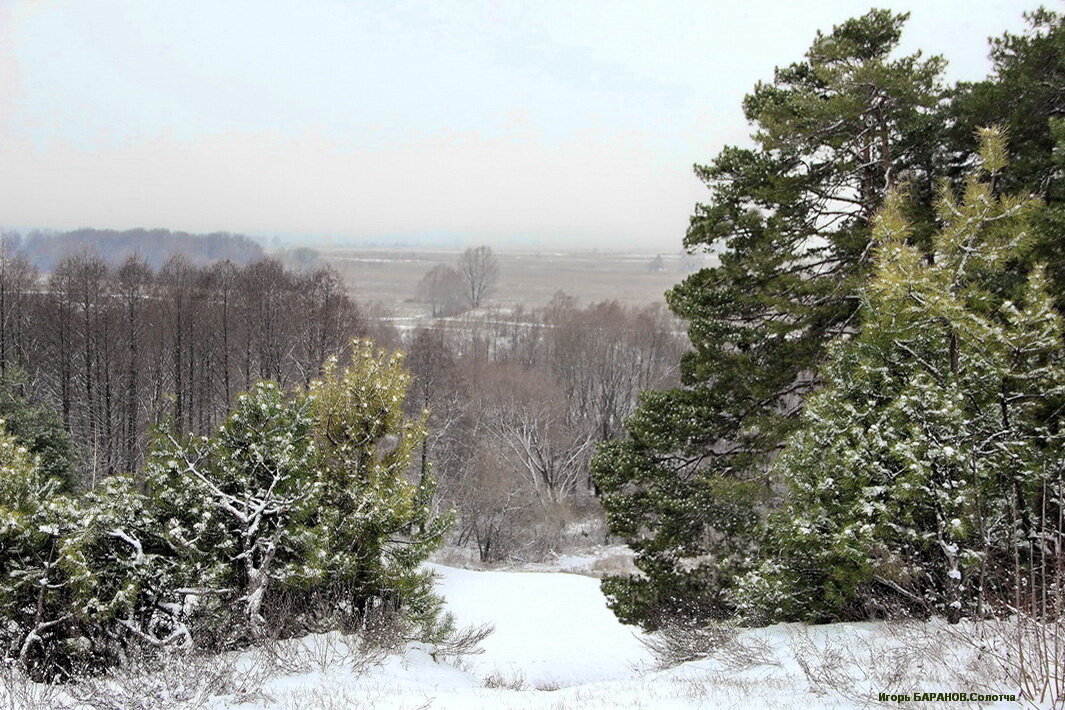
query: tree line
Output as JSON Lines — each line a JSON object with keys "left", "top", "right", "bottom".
{"left": 8, "top": 228, "right": 265, "bottom": 271}
{"left": 0, "top": 248, "right": 363, "bottom": 485}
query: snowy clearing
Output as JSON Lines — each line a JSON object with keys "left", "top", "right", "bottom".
{"left": 429, "top": 562, "right": 651, "bottom": 687}
{"left": 8, "top": 561, "right": 1032, "bottom": 709}
{"left": 200, "top": 564, "right": 1024, "bottom": 710}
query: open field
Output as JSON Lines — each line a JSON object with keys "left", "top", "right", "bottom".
{"left": 319, "top": 248, "right": 709, "bottom": 316}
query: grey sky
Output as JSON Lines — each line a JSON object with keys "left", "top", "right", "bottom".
{"left": 0, "top": 1, "right": 1036, "bottom": 251}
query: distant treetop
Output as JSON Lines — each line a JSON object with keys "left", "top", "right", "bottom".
{"left": 11, "top": 228, "right": 266, "bottom": 271}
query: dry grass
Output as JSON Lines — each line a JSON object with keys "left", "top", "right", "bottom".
{"left": 69, "top": 648, "right": 270, "bottom": 710}
{"left": 321, "top": 248, "right": 705, "bottom": 315}
{"left": 789, "top": 620, "right": 1032, "bottom": 709}
{"left": 642, "top": 619, "right": 779, "bottom": 671}
{"left": 482, "top": 669, "right": 528, "bottom": 690}
{"left": 0, "top": 664, "right": 72, "bottom": 710}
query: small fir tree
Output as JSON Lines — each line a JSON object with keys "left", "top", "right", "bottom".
{"left": 0, "top": 420, "right": 83, "bottom": 678}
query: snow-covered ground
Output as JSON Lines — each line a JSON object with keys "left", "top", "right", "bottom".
{"left": 10, "top": 558, "right": 1034, "bottom": 709}
{"left": 430, "top": 562, "right": 651, "bottom": 687}
{"left": 206, "top": 563, "right": 1026, "bottom": 710}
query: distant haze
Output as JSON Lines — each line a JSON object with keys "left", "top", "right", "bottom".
{"left": 0, "top": 1, "right": 1033, "bottom": 251}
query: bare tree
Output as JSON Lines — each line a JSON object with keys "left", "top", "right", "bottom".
{"left": 479, "top": 364, "right": 593, "bottom": 505}
{"left": 416, "top": 264, "right": 466, "bottom": 317}
{"left": 457, "top": 246, "right": 499, "bottom": 309}
{"left": 115, "top": 256, "right": 151, "bottom": 474}
{"left": 399, "top": 293, "right": 684, "bottom": 561}
{"left": 0, "top": 236, "right": 38, "bottom": 379}
{"left": 5, "top": 255, "right": 363, "bottom": 486}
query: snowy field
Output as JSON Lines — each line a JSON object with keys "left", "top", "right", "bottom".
{"left": 207, "top": 564, "right": 1025, "bottom": 710}
{"left": 5, "top": 559, "right": 1034, "bottom": 709}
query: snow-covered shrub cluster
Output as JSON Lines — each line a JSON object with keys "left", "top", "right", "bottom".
{"left": 0, "top": 341, "right": 451, "bottom": 681}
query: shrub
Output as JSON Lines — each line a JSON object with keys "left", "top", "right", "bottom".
{"left": 0, "top": 340, "right": 454, "bottom": 678}
{"left": 0, "top": 421, "right": 84, "bottom": 679}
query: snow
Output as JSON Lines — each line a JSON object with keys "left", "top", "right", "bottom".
{"left": 429, "top": 563, "right": 651, "bottom": 687}
{"left": 17, "top": 557, "right": 1033, "bottom": 709}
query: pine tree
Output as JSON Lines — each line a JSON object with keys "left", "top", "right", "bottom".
{"left": 593, "top": 9, "right": 946, "bottom": 627}
{"left": 737, "top": 129, "right": 1065, "bottom": 624}
{"left": 0, "top": 371, "right": 78, "bottom": 491}
{"left": 951, "top": 9, "right": 1065, "bottom": 308}
{"left": 0, "top": 420, "right": 83, "bottom": 678}
{"left": 136, "top": 381, "right": 319, "bottom": 644}
{"left": 66, "top": 473, "right": 195, "bottom": 661}
{"left": 32, "top": 341, "right": 457, "bottom": 667}
{"left": 96, "top": 341, "right": 454, "bottom": 650}
{"left": 304, "top": 341, "right": 452, "bottom": 641}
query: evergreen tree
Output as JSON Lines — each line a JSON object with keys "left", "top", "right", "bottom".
{"left": 100, "top": 341, "right": 454, "bottom": 650}
{"left": 136, "top": 381, "right": 320, "bottom": 644}
{"left": 593, "top": 9, "right": 946, "bottom": 627}
{"left": 305, "top": 342, "right": 452, "bottom": 641}
{"left": 69, "top": 473, "right": 194, "bottom": 660}
{"left": 737, "top": 130, "right": 1064, "bottom": 624}
{"left": 0, "top": 420, "right": 83, "bottom": 679}
{"left": 0, "top": 340, "right": 455, "bottom": 678}
{"left": 951, "top": 8, "right": 1065, "bottom": 308}
{"left": 0, "top": 372, "right": 78, "bottom": 491}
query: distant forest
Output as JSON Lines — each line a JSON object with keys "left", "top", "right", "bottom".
{"left": 6, "top": 228, "right": 265, "bottom": 271}
{"left": 0, "top": 250, "right": 363, "bottom": 480}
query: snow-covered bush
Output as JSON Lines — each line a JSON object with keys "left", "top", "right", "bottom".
{"left": 67, "top": 474, "right": 196, "bottom": 665}
{"left": 0, "top": 340, "right": 454, "bottom": 679}
{"left": 642, "top": 617, "right": 775, "bottom": 670}
{"left": 0, "top": 421, "right": 84, "bottom": 679}
{"left": 129, "top": 341, "right": 453, "bottom": 649}
{"left": 139, "top": 380, "right": 320, "bottom": 646}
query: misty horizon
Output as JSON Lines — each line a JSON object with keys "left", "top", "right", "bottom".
{"left": 0, "top": 1, "right": 1034, "bottom": 251}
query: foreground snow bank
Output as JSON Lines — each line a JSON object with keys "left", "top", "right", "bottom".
{"left": 429, "top": 562, "right": 651, "bottom": 687}
{"left": 216, "top": 565, "right": 1027, "bottom": 709}
{"left": 9, "top": 563, "right": 1036, "bottom": 709}
{"left": 221, "top": 621, "right": 1025, "bottom": 710}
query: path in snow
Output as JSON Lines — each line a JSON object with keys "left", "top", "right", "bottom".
{"left": 430, "top": 563, "right": 652, "bottom": 687}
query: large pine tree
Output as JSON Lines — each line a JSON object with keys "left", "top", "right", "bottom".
{"left": 592, "top": 10, "right": 947, "bottom": 627}
{"left": 737, "top": 130, "right": 1064, "bottom": 624}
{"left": 951, "top": 8, "right": 1065, "bottom": 308}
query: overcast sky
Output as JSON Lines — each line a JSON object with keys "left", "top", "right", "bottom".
{"left": 0, "top": 1, "right": 1037, "bottom": 251}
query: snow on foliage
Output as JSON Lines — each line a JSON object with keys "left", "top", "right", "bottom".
{"left": 0, "top": 341, "right": 452, "bottom": 680}
{"left": 736, "top": 129, "right": 1065, "bottom": 623}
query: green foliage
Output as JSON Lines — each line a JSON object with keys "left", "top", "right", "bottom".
{"left": 951, "top": 8, "right": 1065, "bottom": 308}
{"left": 66, "top": 474, "right": 194, "bottom": 662}
{"left": 137, "top": 381, "right": 320, "bottom": 644}
{"left": 0, "top": 340, "right": 453, "bottom": 678}
{"left": 594, "top": 9, "right": 946, "bottom": 628}
{"left": 305, "top": 343, "right": 453, "bottom": 642}
{"left": 115, "top": 342, "right": 454, "bottom": 647}
{"left": 0, "top": 420, "right": 84, "bottom": 679}
{"left": 0, "top": 372, "right": 78, "bottom": 491}
{"left": 738, "top": 131, "right": 1065, "bottom": 623}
